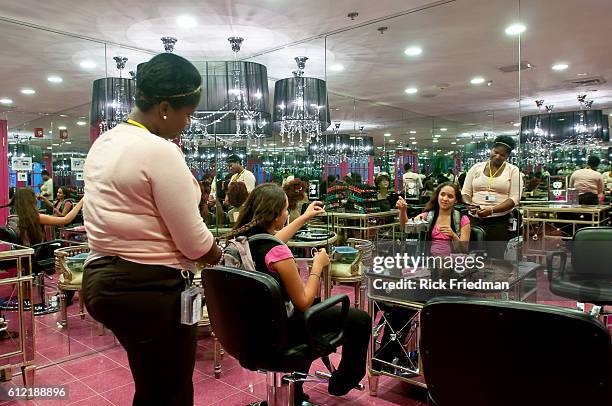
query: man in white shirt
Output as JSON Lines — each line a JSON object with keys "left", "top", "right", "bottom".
{"left": 402, "top": 163, "right": 422, "bottom": 198}
{"left": 40, "top": 170, "right": 53, "bottom": 200}
{"left": 570, "top": 156, "right": 604, "bottom": 205}
{"left": 226, "top": 155, "right": 256, "bottom": 193}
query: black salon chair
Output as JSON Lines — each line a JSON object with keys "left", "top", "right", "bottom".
{"left": 547, "top": 226, "right": 612, "bottom": 317}
{"left": 201, "top": 265, "right": 351, "bottom": 406}
{"left": 420, "top": 297, "right": 612, "bottom": 406}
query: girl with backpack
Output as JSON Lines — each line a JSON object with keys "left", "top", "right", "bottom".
{"left": 224, "top": 183, "right": 371, "bottom": 404}
{"left": 397, "top": 181, "right": 471, "bottom": 255}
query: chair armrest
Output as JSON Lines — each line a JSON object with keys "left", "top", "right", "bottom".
{"left": 546, "top": 251, "right": 567, "bottom": 283}
{"left": 304, "top": 294, "right": 350, "bottom": 349}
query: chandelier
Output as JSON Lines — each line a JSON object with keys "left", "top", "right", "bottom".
{"left": 273, "top": 57, "right": 331, "bottom": 147}
{"left": 181, "top": 37, "right": 271, "bottom": 169}
{"left": 90, "top": 55, "right": 135, "bottom": 134}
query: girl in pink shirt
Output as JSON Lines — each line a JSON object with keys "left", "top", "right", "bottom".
{"left": 397, "top": 182, "right": 471, "bottom": 255}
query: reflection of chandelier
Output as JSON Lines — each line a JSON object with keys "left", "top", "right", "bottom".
{"left": 273, "top": 57, "right": 331, "bottom": 147}
{"left": 90, "top": 55, "right": 135, "bottom": 134}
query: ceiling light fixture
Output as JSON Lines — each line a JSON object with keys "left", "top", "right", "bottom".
{"left": 329, "top": 64, "right": 344, "bottom": 72}
{"left": 176, "top": 15, "right": 197, "bottom": 28}
{"left": 411, "top": 141, "right": 417, "bottom": 144}
{"left": 409, "top": 130, "right": 416, "bottom": 134}
{"left": 0, "top": 98, "right": 12, "bottom": 104}
{"left": 552, "top": 63, "right": 569, "bottom": 71}
{"left": 440, "top": 128, "right": 447, "bottom": 131}
{"left": 434, "top": 134, "right": 441, "bottom": 138}
{"left": 21, "top": 89, "right": 36, "bottom": 95}
{"left": 76, "top": 121, "right": 86, "bottom": 126}
{"left": 513, "top": 122, "right": 520, "bottom": 127}
{"left": 47, "top": 76, "right": 63, "bottom": 83}
{"left": 451, "top": 141, "right": 457, "bottom": 144}
{"left": 65, "top": 141, "right": 72, "bottom": 144}
{"left": 505, "top": 23, "right": 526, "bottom": 36}
{"left": 433, "top": 139, "right": 439, "bottom": 143}
{"left": 80, "top": 60, "right": 96, "bottom": 69}
{"left": 46, "top": 147, "right": 52, "bottom": 150}
{"left": 58, "top": 126, "right": 67, "bottom": 130}
{"left": 470, "top": 77, "right": 485, "bottom": 85}
{"left": 409, "top": 137, "right": 415, "bottom": 140}
{"left": 384, "top": 133, "right": 391, "bottom": 137}
{"left": 389, "top": 139, "right": 395, "bottom": 143}
{"left": 404, "top": 46, "right": 423, "bottom": 56}
{"left": 404, "top": 87, "right": 418, "bottom": 94}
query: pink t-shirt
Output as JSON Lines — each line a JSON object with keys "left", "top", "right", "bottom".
{"left": 421, "top": 212, "right": 470, "bottom": 256}
{"left": 264, "top": 245, "right": 294, "bottom": 273}
{"left": 83, "top": 124, "right": 214, "bottom": 266}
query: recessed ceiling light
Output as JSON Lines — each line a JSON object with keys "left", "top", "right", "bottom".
{"left": 404, "top": 87, "right": 418, "bottom": 94}
{"left": 79, "top": 60, "right": 96, "bottom": 69}
{"left": 470, "top": 77, "right": 485, "bottom": 85}
{"left": 513, "top": 122, "right": 520, "bottom": 127}
{"left": 505, "top": 23, "right": 526, "bottom": 36}
{"left": 433, "top": 139, "right": 439, "bottom": 143}
{"left": 384, "top": 133, "right": 391, "bottom": 137}
{"left": 376, "top": 146, "right": 382, "bottom": 149}
{"left": 52, "top": 143, "right": 59, "bottom": 146}
{"left": 269, "top": 143, "right": 276, "bottom": 146}
{"left": 434, "top": 134, "right": 441, "bottom": 138}
{"left": 389, "top": 139, "right": 395, "bottom": 143}
{"left": 440, "top": 128, "right": 447, "bottom": 131}
{"left": 48, "top": 130, "right": 52, "bottom": 134}
{"left": 21, "top": 89, "right": 36, "bottom": 95}
{"left": 76, "top": 121, "right": 86, "bottom": 126}
{"left": 46, "top": 146, "right": 52, "bottom": 150}
{"left": 409, "top": 137, "right": 416, "bottom": 140}
{"left": 409, "top": 130, "right": 416, "bottom": 134}
{"left": 47, "top": 76, "right": 63, "bottom": 83}
{"left": 58, "top": 126, "right": 67, "bottom": 130}
{"left": 329, "top": 64, "right": 344, "bottom": 72}
{"left": 451, "top": 141, "right": 457, "bottom": 144}
{"left": 0, "top": 98, "right": 13, "bottom": 105}
{"left": 59, "top": 114, "right": 67, "bottom": 117}
{"left": 411, "top": 141, "right": 417, "bottom": 145}
{"left": 349, "top": 136, "right": 356, "bottom": 140}
{"left": 404, "top": 46, "right": 423, "bottom": 56}
{"left": 65, "top": 141, "right": 72, "bottom": 144}
{"left": 552, "top": 63, "right": 569, "bottom": 71}
{"left": 176, "top": 15, "right": 197, "bottom": 28}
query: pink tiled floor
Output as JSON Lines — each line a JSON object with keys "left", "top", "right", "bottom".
{"left": 1, "top": 268, "right": 603, "bottom": 405}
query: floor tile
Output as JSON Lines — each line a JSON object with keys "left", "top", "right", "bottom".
{"left": 66, "top": 395, "right": 113, "bottom": 406}
{"left": 218, "top": 366, "right": 264, "bottom": 392}
{"left": 79, "top": 366, "right": 133, "bottom": 393}
{"left": 59, "top": 354, "right": 120, "bottom": 379}
{"left": 98, "top": 382, "right": 134, "bottom": 405}
{"left": 193, "top": 377, "right": 239, "bottom": 405}
{"left": 210, "top": 390, "right": 259, "bottom": 405}
{"left": 33, "top": 380, "right": 96, "bottom": 406}
{"left": 33, "top": 365, "right": 77, "bottom": 386}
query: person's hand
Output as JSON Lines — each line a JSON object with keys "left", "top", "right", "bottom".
{"left": 438, "top": 225, "right": 458, "bottom": 240}
{"left": 36, "top": 193, "right": 43, "bottom": 201}
{"left": 396, "top": 196, "right": 408, "bottom": 211}
{"left": 313, "top": 248, "right": 330, "bottom": 269}
{"left": 476, "top": 207, "right": 493, "bottom": 218}
{"left": 304, "top": 201, "right": 325, "bottom": 219}
{"left": 75, "top": 198, "right": 85, "bottom": 209}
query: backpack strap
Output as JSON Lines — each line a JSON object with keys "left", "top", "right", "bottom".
{"left": 452, "top": 209, "right": 462, "bottom": 238}
{"left": 247, "top": 233, "right": 284, "bottom": 245}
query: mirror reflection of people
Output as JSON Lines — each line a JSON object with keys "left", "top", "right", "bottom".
{"left": 461, "top": 135, "right": 521, "bottom": 258}
{"left": 397, "top": 182, "right": 471, "bottom": 255}
{"left": 570, "top": 156, "right": 604, "bottom": 205}
{"left": 226, "top": 155, "right": 256, "bottom": 193}
{"left": 375, "top": 172, "right": 392, "bottom": 211}
{"left": 38, "top": 186, "right": 74, "bottom": 217}
{"left": 224, "top": 184, "right": 371, "bottom": 402}
{"left": 81, "top": 53, "right": 222, "bottom": 406}
{"left": 224, "top": 181, "right": 249, "bottom": 225}
{"left": 283, "top": 179, "right": 309, "bottom": 223}
{"left": 402, "top": 163, "right": 422, "bottom": 196}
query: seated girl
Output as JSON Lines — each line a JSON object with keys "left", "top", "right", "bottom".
{"left": 7, "top": 188, "right": 84, "bottom": 246}
{"left": 397, "top": 182, "right": 471, "bottom": 255}
{"left": 38, "top": 186, "right": 74, "bottom": 217}
{"left": 226, "top": 184, "right": 371, "bottom": 402}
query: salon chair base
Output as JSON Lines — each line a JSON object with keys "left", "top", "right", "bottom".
{"left": 248, "top": 369, "right": 363, "bottom": 406}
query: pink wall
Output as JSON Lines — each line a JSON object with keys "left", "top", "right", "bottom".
{"left": 0, "top": 120, "right": 8, "bottom": 226}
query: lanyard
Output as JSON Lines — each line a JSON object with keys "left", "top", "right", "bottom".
{"left": 126, "top": 119, "right": 150, "bottom": 132}
{"left": 232, "top": 170, "right": 244, "bottom": 182}
{"left": 486, "top": 161, "right": 505, "bottom": 192}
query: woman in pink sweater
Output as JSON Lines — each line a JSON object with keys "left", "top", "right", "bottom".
{"left": 82, "top": 53, "right": 221, "bottom": 406}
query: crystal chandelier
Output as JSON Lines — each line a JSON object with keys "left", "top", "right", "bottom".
{"left": 273, "top": 57, "right": 331, "bottom": 147}
{"left": 182, "top": 37, "right": 271, "bottom": 170}
{"left": 90, "top": 55, "right": 135, "bottom": 134}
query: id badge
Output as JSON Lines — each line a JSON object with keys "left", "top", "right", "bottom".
{"left": 484, "top": 194, "right": 496, "bottom": 202}
{"left": 181, "top": 286, "right": 203, "bottom": 325}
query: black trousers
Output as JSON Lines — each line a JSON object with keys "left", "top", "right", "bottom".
{"left": 288, "top": 305, "right": 371, "bottom": 397}
{"left": 82, "top": 257, "right": 197, "bottom": 406}
{"left": 470, "top": 214, "right": 510, "bottom": 259}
